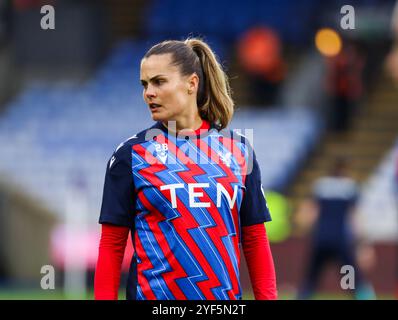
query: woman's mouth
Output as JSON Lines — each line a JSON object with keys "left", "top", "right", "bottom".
{"left": 149, "top": 103, "right": 162, "bottom": 111}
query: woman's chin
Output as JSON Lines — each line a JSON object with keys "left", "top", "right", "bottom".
{"left": 151, "top": 112, "right": 171, "bottom": 123}
{"left": 150, "top": 113, "right": 164, "bottom": 121}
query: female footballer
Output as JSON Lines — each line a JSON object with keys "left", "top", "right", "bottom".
{"left": 94, "top": 38, "right": 277, "bottom": 300}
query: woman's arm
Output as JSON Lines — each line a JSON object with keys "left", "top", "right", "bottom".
{"left": 242, "top": 223, "right": 277, "bottom": 300}
{"left": 94, "top": 223, "right": 130, "bottom": 300}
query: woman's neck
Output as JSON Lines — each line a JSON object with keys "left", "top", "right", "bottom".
{"left": 162, "top": 114, "right": 203, "bottom": 134}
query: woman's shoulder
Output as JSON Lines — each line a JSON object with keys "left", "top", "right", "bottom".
{"left": 112, "top": 124, "right": 158, "bottom": 156}
{"left": 217, "top": 127, "right": 255, "bottom": 151}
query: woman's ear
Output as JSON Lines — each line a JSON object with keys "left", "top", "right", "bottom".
{"left": 187, "top": 73, "right": 199, "bottom": 95}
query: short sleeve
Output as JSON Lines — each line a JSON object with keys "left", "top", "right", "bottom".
{"left": 239, "top": 150, "right": 272, "bottom": 226}
{"left": 99, "top": 142, "right": 135, "bottom": 228}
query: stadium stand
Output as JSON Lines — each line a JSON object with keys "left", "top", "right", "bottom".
{"left": 144, "top": 0, "right": 318, "bottom": 45}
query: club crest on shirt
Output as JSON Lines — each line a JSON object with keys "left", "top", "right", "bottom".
{"left": 219, "top": 151, "right": 232, "bottom": 167}
{"left": 155, "top": 143, "right": 168, "bottom": 164}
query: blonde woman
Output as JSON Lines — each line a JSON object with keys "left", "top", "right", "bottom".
{"left": 94, "top": 38, "right": 277, "bottom": 300}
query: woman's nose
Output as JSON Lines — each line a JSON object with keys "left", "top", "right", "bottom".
{"left": 145, "top": 85, "right": 156, "bottom": 99}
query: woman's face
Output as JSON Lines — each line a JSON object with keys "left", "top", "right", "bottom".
{"left": 140, "top": 53, "right": 197, "bottom": 123}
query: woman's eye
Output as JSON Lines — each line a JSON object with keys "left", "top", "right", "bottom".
{"left": 155, "top": 79, "right": 164, "bottom": 85}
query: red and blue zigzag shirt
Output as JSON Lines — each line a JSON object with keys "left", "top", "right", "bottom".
{"left": 99, "top": 120, "right": 271, "bottom": 300}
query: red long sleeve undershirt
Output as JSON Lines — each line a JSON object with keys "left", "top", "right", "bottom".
{"left": 94, "top": 223, "right": 277, "bottom": 300}
{"left": 242, "top": 223, "right": 278, "bottom": 300}
{"left": 94, "top": 224, "right": 129, "bottom": 300}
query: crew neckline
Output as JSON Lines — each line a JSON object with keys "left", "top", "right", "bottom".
{"left": 154, "top": 120, "right": 216, "bottom": 139}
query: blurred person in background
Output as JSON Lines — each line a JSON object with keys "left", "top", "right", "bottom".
{"left": 94, "top": 38, "right": 277, "bottom": 300}
{"left": 0, "top": 0, "right": 13, "bottom": 47}
{"left": 296, "top": 157, "right": 375, "bottom": 300}
{"left": 325, "top": 39, "right": 365, "bottom": 133}
{"left": 386, "top": 1, "right": 398, "bottom": 299}
{"left": 395, "top": 148, "right": 398, "bottom": 298}
{"left": 0, "top": 1, "right": 8, "bottom": 46}
{"left": 385, "top": 0, "right": 398, "bottom": 84}
{"left": 237, "top": 26, "right": 286, "bottom": 107}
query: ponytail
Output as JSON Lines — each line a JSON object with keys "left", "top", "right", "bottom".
{"left": 184, "top": 38, "right": 234, "bottom": 129}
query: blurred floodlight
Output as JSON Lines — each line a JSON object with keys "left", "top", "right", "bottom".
{"left": 315, "top": 28, "right": 342, "bottom": 57}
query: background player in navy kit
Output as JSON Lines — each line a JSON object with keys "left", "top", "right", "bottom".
{"left": 297, "top": 157, "right": 375, "bottom": 299}
{"left": 395, "top": 149, "right": 398, "bottom": 298}
{"left": 94, "top": 38, "right": 277, "bottom": 300}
